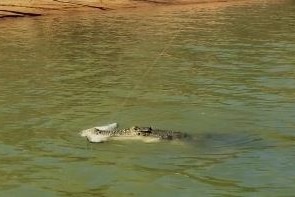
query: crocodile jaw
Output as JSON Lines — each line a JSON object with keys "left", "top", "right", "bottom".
{"left": 110, "top": 136, "right": 160, "bottom": 143}
{"left": 80, "top": 127, "right": 96, "bottom": 137}
{"left": 81, "top": 130, "right": 160, "bottom": 143}
{"left": 80, "top": 127, "right": 161, "bottom": 143}
{"left": 80, "top": 123, "right": 118, "bottom": 141}
{"left": 86, "top": 133, "right": 110, "bottom": 143}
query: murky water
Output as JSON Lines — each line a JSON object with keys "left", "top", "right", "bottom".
{"left": 0, "top": 1, "right": 295, "bottom": 196}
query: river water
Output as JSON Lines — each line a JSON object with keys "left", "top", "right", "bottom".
{"left": 0, "top": 1, "right": 295, "bottom": 196}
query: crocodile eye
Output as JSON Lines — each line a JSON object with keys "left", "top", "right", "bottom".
{"left": 98, "top": 131, "right": 102, "bottom": 134}
{"left": 132, "top": 126, "right": 139, "bottom": 131}
{"left": 137, "top": 132, "right": 141, "bottom": 135}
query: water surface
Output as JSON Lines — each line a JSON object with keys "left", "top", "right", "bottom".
{"left": 0, "top": 1, "right": 295, "bottom": 196}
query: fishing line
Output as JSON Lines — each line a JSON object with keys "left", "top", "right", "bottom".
{"left": 107, "top": 9, "right": 191, "bottom": 123}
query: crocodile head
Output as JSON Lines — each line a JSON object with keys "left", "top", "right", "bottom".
{"left": 80, "top": 126, "right": 160, "bottom": 143}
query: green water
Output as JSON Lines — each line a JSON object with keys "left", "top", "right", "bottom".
{"left": 0, "top": 1, "right": 295, "bottom": 196}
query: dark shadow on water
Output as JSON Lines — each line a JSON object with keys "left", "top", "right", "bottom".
{"left": 187, "top": 132, "right": 272, "bottom": 154}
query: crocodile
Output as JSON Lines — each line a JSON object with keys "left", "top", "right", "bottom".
{"left": 80, "top": 123, "right": 190, "bottom": 143}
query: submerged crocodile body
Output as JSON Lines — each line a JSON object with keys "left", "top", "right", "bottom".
{"left": 80, "top": 123, "right": 190, "bottom": 143}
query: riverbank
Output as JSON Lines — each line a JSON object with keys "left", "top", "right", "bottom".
{"left": 0, "top": 0, "right": 283, "bottom": 19}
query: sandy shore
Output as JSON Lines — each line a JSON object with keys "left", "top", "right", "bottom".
{"left": 0, "top": 0, "right": 284, "bottom": 19}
